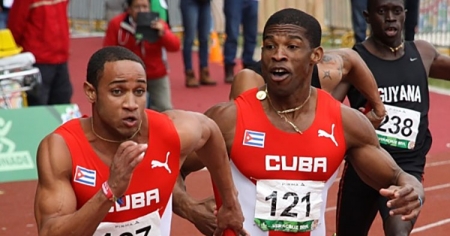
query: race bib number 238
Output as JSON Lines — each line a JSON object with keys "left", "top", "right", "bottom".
{"left": 254, "top": 179, "right": 325, "bottom": 233}
{"left": 376, "top": 105, "right": 420, "bottom": 149}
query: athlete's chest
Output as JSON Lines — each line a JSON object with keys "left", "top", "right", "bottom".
{"left": 231, "top": 125, "right": 345, "bottom": 182}
{"left": 72, "top": 145, "right": 180, "bottom": 220}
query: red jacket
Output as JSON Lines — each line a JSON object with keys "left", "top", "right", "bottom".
{"left": 8, "top": 0, "right": 70, "bottom": 64}
{"left": 103, "top": 13, "right": 180, "bottom": 80}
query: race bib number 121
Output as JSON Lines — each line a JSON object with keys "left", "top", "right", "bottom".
{"left": 254, "top": 179, "right": 325, "bottom": 233}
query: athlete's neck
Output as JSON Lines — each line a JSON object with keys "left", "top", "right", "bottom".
{"left": 266, "top": 85, "right": 312, "bottom": 117}
{"left": 369, "top": 36, "right": 404, "bottom": 54}
{"left": 89, "top": 115, "right": 144, "bottom": 144}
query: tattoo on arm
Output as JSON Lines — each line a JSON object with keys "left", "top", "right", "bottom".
{"left": 321, "top": 54, "right": 334, "bottom": 63}
{"left": 323, "top": 70, "right": 332, "bottom": 80}
{"left": 340, "top": 52, "right": 350, "bottom": 62}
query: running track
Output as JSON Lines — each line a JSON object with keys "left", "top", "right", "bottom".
{"left": 0, "top": 37, "right": 449, "bottom": 236}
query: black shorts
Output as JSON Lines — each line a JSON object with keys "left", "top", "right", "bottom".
{"left": 335, "top": 158, "right": 424, "bottom": 236}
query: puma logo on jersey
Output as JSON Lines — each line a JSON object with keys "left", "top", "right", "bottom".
{"left": 318, "top": 124, "right": 338, "bottom": 147}
{"left": 151, "top": 152, "right": 171, "bottom": 173}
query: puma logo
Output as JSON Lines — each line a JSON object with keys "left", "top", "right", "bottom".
{"left": 151, "top": 152, "right": 171, "bottom": 173}
{"left": 318, "top": 124, "right": 338, "bottom": 147}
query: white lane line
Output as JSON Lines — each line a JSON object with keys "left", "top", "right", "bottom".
{"left": 412, "top": 218, "right": 450, "bottom": 234}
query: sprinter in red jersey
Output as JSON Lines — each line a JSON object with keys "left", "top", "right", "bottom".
{"left": 33, "top": 46, "right": 245, "bottom": 236}
{"left": 173, "top": 8, "right": 424, "bottom": 236}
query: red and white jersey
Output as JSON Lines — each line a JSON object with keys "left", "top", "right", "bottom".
{"left": 55, "top": 110, "right": 180, "bottom": 236}
{"left": 230, "top": 88, "right": 346, "bottom": 236}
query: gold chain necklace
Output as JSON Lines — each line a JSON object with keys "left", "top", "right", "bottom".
{"left": 265, "top": 86, "right": 312, "bottom": 134}
{"left": 372, "top": 37, "right": 404, "bottom": 53}
{"left": 91, "top": 118, "right": 143, "bottom": 143}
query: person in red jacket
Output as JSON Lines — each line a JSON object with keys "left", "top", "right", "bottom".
{"left": 8, "top": 0, "right": 73, "bottom": 106}
{"left": 104, "top": 0, "right": 180, "bottom": 112}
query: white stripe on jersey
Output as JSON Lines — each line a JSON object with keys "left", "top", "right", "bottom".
{"left": 160, "top": 194, "right": 173, "bottom": 236}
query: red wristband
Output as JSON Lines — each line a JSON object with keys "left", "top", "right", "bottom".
{"left": 102, "top": 181, "right": 123, "bottom": 204}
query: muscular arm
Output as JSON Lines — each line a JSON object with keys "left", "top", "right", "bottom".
{"left": 172, "top": 173, "right": 217, "bottom": 236}
{"left": 35, "top": 134, "right": 113, "bottom": 235}
{"left": 330, "top": 49, "right": 385, "bottom": 118}
{"left": 172, "top": 175, "right": 193, "bottom": 220}
{"left": 172, "top": 104, "right": 238, "bottom": 234}
{"left": 342, "top": 105, "right": 424, "bottom": 217}
{"left": 172, "top": 151, "right": 207, "bottom": 221}
{"left": 229, "top": 69, "right": 265, "bottom": 100}
{"left": 415, "top": 40, "right": 450, "bottom": 81}
{"left": 169, "top": 109, "right": 238, "bottom": 207}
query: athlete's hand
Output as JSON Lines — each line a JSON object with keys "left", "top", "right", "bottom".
{"left": 214, "top": 201, "right": 247, "bottom": 236}
{"left": 188, "top": 196, "right": 217, "bottom": 236}
{"left": 108, "top": 141, "right": 147, "bottom": 197}
{"left": 358, "top": 107, "right": 385, "bottom": 129}
{"left": 380, "top": 185, "right": 424, "bottom": 221}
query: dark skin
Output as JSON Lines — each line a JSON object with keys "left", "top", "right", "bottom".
{"left": 34, "top": 60, "right": 245, "bottom": 236}
{"left": 332, "top": 0, "right": 450, "bottom": 234}
{"left": 173, "top": 23, "right": 424, "bottom": 235}
{"left": 229, "top": 48, "right": 386, "bottom": 128}
{"left": 364, "top": 0, "right": 450, "bottom": 79}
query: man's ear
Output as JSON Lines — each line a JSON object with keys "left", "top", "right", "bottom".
{"left": 83, "top": 81, "right": 96, "bottom": 103}
{"left": 310, "top": 46, "right": 324, "bottom": 64}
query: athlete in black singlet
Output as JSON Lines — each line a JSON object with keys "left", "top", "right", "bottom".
{"left": 337, "top": 0, "right": 450, "bottom": 235}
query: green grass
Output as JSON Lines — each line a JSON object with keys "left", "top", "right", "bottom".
{"left": 429, "top": 78, "right": 450, "bottom": 90}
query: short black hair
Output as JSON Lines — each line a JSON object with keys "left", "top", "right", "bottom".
{"left": 262, "top": 8, "right": 322, "bottom": 48}
{"left": 367, "top": 0, "right": 405, "bottom": 12}
{"left": 86, "top": 46, "right": 145, "bottom": 89}
{"left": 126, "top": 0, "right": 133, "bottom": 7}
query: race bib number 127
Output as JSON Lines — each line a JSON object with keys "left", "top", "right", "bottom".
{"left": 254, "top": 179, "right": 325, "bottom": 233}
{"left": 94, "top": 211, "right": 161, "bottom": 236}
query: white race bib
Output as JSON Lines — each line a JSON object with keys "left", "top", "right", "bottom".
{"left": 94, "top": 211, "right": 161, "bottom": 236}
{"left": 376, "top": 105, "right": 420, "bottom": 149}
{"left": 254, "top": 179, "right": 325, "bottom": 233}
{"left": 3, "top": 0, "right": 13, "bottom": 8}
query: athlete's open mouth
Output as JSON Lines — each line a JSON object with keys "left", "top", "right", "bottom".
{"left": 124, "top": 116, "right": 137, "bottom": 122}
{"left": 270, "top": 67, "right": 290, "bottom": 77}
{"left": 385, "top": 27, "right": 398, "bottom": 36}
{"left": 269, "top": 67, "right": 290, "bottom": 82}
{"left": 123, "top": 116, "right": 138, "bottom": 128}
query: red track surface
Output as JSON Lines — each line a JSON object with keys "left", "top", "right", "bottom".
{"left": 0, "top": 37, "right": 449, "bottom": 236}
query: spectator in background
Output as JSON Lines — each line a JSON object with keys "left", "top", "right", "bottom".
{"left": 0, "top": 0, "right": 12, "bottom": 29}
{"left": 180, "top": 0, "right": 217, "bottom": 87}
{"left": 8, "top": 0, "right": 73, "bottom": 106}
{"left": 404, "top": 0, "right": 419, "bottom": 41}
{"left": 223, "top": 0, "right": 258, "bottom": 83}
{"left": 350, "top": 0, "right": 368, "bottom": 44}
{"left": 104, "top": 0, "right": 180, "bottom": 112}
{"left": 105, "top": 0, "right": 126, "bottom": 22}
{"left": 150, "top": 0, "right": 171, "bottom": 91}
{"left": 351, "top": 0, "right": 420, "bottom": 44}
